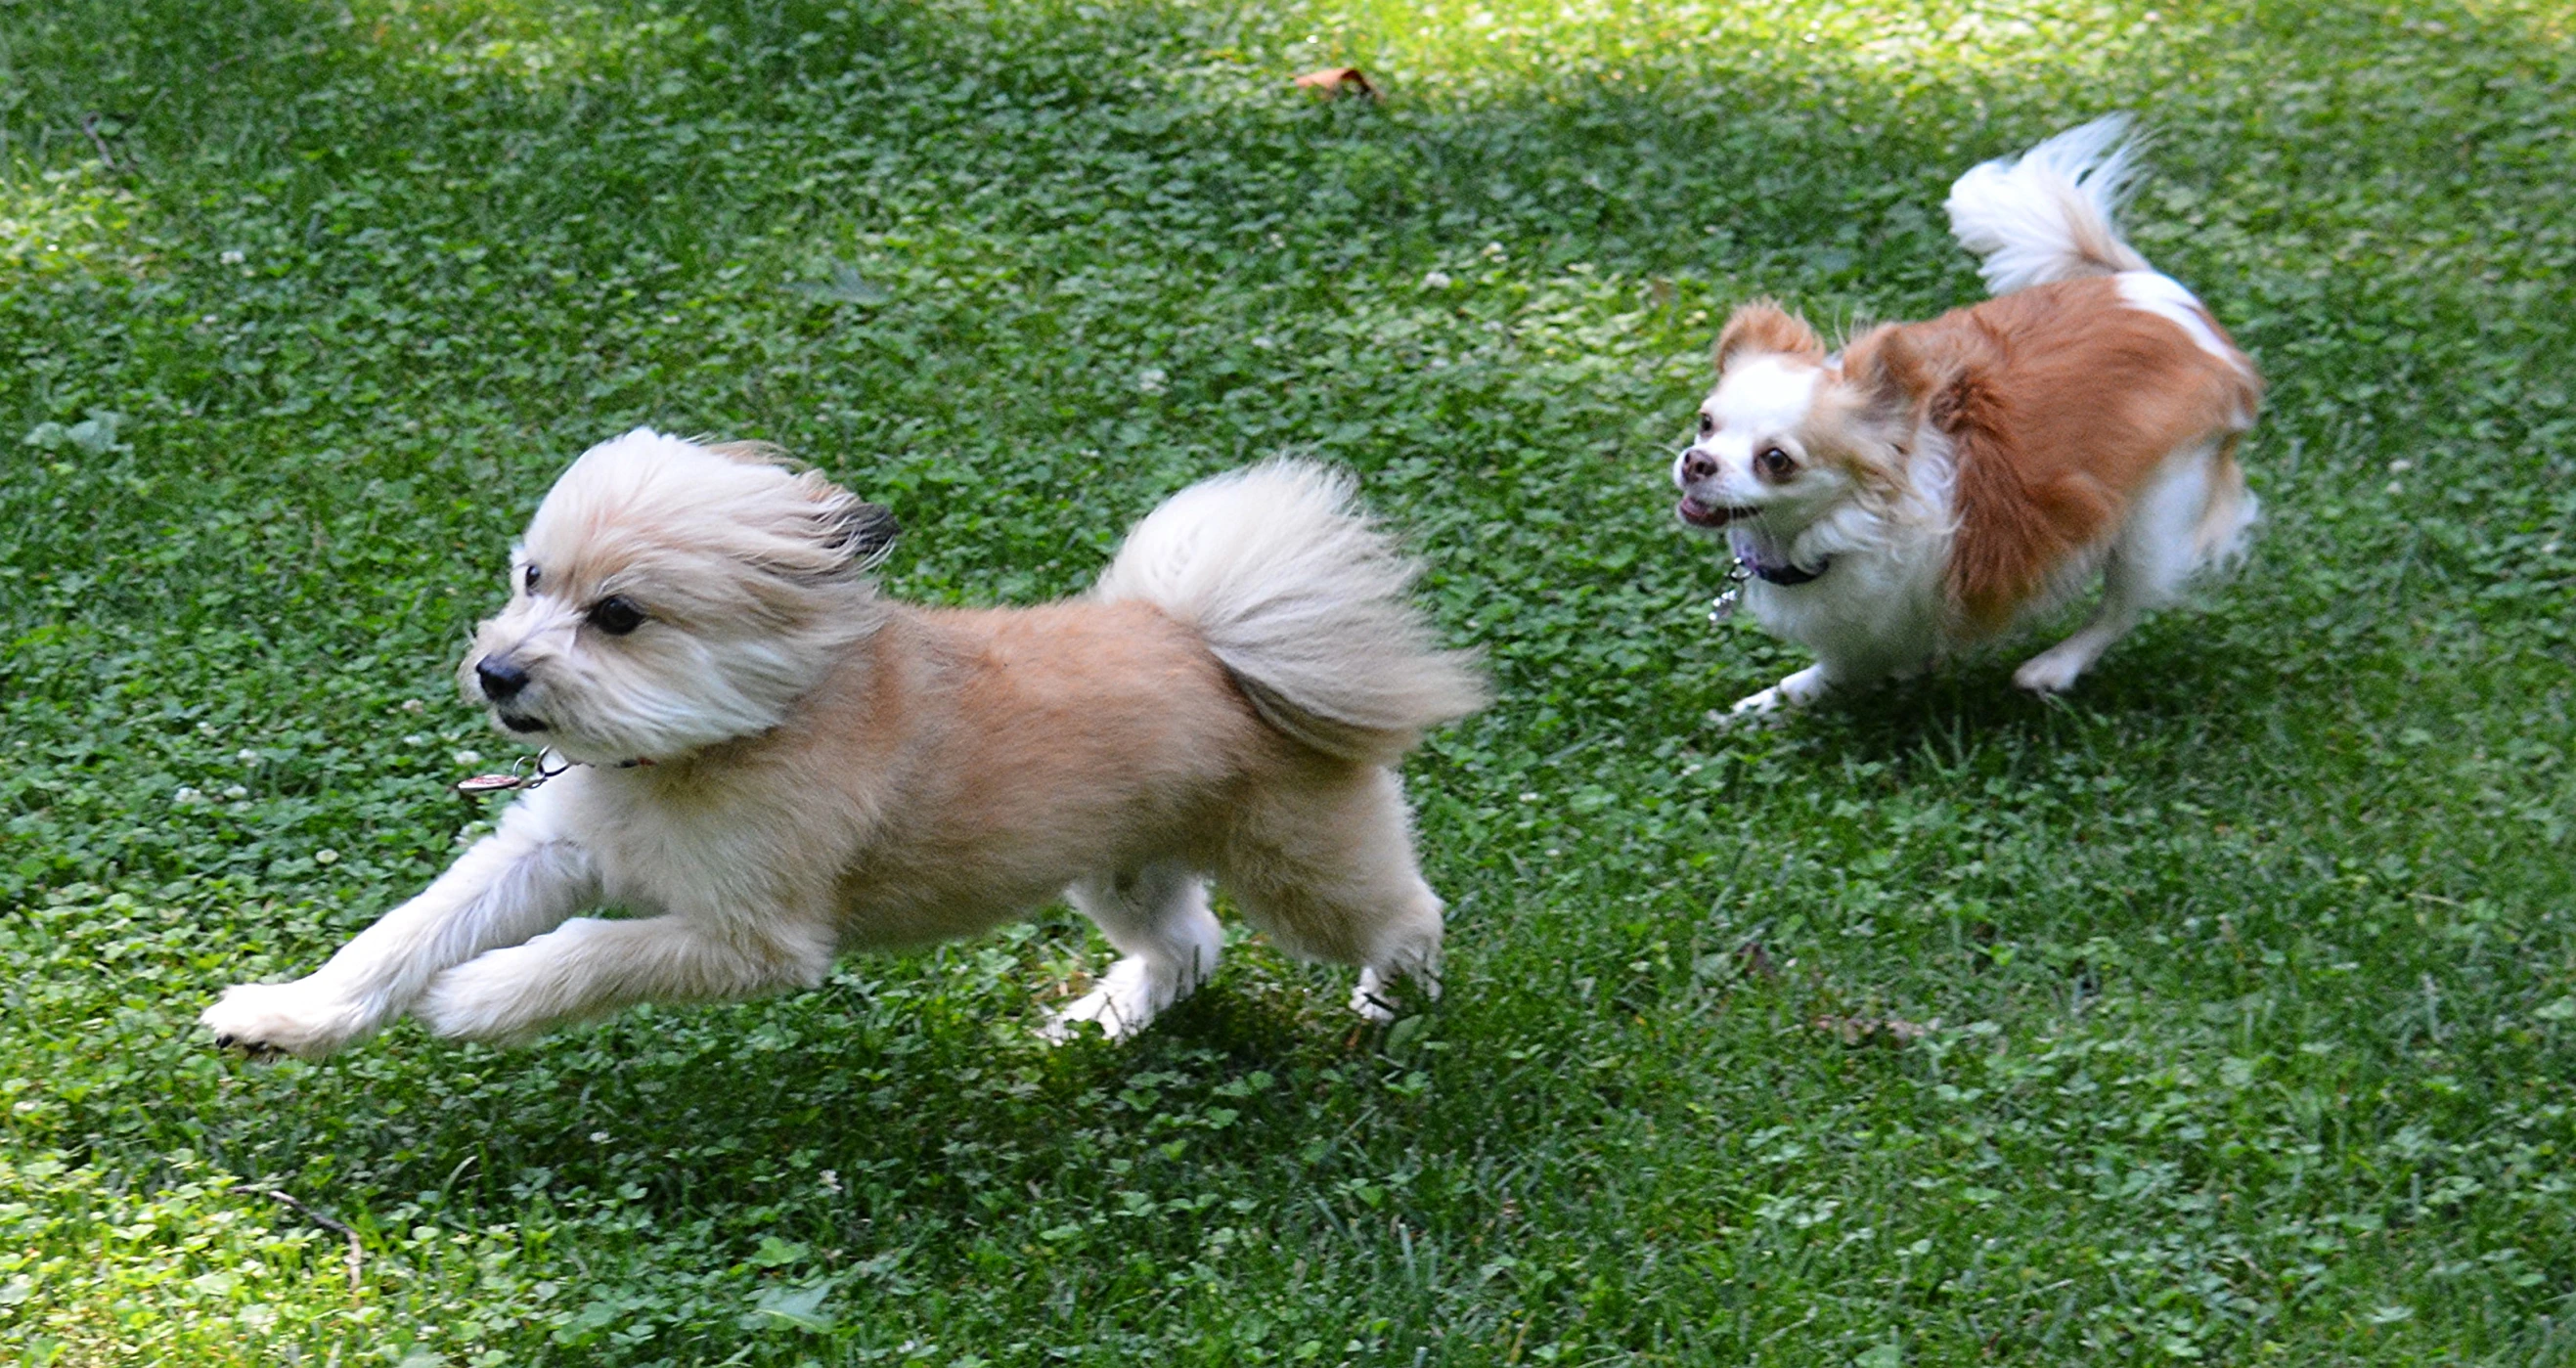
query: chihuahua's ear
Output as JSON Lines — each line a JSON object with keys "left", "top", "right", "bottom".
{"left": 1713, "top": 301, "right": 1827, "bottom": 373}
{"left": 1837, "top": 324, "right": 1937, "bottom": 426}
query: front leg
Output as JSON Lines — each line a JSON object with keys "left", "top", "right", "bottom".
{"left": 414, "top": 910, "right": 839, "bottom": 1047}
{"left": 1726, "top": 663, "right": 1834, "bottom": 724}
{"left": 200, "top": 792, "right": 599, "bottom": 1059}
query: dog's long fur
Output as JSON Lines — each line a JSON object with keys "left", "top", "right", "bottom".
{"left": 200, "top": 435, "right": 1486, "bottom": 1058}
{"left": 1672, "top": 115, "right": 2262, "bottom": 716}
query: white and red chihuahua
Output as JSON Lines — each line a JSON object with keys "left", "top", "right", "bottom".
{"left": 1674, "top": 115, "right": 2262, "bottom": 719}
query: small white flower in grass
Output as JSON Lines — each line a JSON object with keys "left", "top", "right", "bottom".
{"left": 2385, "top": 480, "right": 2404, "bottom": 496}
{"left": 314, "top": 849, "right": 339, "bottom": 865}
{"left": 400, "top": 698, "right": 425, "bottom": 715}
{"left": 173, "top": 785, "right": 204, "bottom": 804}
{"left": 1134, "top": 367, "right": 1168, "bottom": 395}
{"left": 2387, "top": 459, "right": 2414, "bottom": 473}
{"left": 820, "top": 1169, "right": 842, "bottom": 1194}
{"left": 453, "top": 750, "right": 482, "bottom": 767}
{"left": 590, "top": 1130, "right": 610, "bottom": 1143}
{"left": 1518, "top": 791, "right": 1540, "bottom": 803}
{"left": 1419, "top": 270, "right": 1452, "bottom": 290}
{"left": 236, "top": 749, "right": 261, "bottom": 765}
{"left": 219, "top": 250, "right": 245, "bottom": 266}
{"left": 220, "top": 784, "right": 249, "bottom": 800}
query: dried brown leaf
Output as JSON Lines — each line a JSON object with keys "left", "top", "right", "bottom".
{"left": 1292, "top": 66, "right": 1379, "bottom": 98}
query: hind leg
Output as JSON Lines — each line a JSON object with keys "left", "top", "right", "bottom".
{"left": 2013, "top": 566, "right": 2149, "bottom": 693}
{"left": 1044, "top": 862, "right": 1224, "bottom": 1041}
{"left": 1218, "top": 767, "right": 1446, "bottom": 1023}
{"left": 2016, "top": 439, "right": 2229, "bottom": 694}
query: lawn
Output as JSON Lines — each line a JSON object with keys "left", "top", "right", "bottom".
{"left": 3, "top": 0, "right": 2573, "bottom": 1362}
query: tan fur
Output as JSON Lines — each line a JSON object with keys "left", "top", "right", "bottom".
{"left": 200, "top": 434, "right": 1475, "bottom": 1058}
{"left": 1714, "top": 300, "right": 1827, "bottom": 371}
{"left": 1869, "top": 279, "right": 2262, "bottom": 631}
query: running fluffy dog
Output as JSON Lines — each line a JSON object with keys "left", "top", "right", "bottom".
{"left": 1674, "top": 116, "right": 2262, "bottom": 718}
{"left": 200, "top": 434, "right": 1486, "bottom": 1059}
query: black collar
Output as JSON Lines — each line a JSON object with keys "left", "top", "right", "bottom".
{"left": 1738, "top": 547, "right": 1831, "bottom": 586}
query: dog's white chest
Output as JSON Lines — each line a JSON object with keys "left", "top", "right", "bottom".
{"left": 547, "top": 774, "right": 807, "bottom": 919}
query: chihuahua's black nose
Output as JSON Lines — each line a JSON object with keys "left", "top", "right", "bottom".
{"left": 1680, "top": 450, "right": 1719, "bottom": 482}
{"left": 475, "top": 656, "right": 530, "bottom": 702}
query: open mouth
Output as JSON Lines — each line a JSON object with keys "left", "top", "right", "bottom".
{"left": 1676, "top": 496, "right": 1758, "bottom": 529}
{"left": 498, "top": 713, "right": 550, "bottom": 733}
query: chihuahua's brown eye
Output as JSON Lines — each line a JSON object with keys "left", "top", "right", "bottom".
{"left": 588, "top": 596, "right": 645, "bottom": 636}
{"left": 1759, "top": 447, "right": 1796, "bottom": 477}
{"left": 522, "top": 564, "right": 540, "bottom": 592}
{"left": 1697, "top": 413, "right": 1715, "bottom": 438}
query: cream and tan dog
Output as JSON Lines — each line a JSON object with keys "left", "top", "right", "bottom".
{"left": 1674, "top": 116, "right": 2263, "bottom": 718}
{"left": 200, "top": 433, "right": 1487, "bottom": 1058}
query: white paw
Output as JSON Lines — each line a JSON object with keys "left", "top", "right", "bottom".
{"left": 2013, "top": 648, "right": 2089, "bottom": 694}
{"left": 1777, "top": 664, "right": 1833, "bottom": 705}
{"left": 1349, "top": 958, "right": 1440, "bottom": 1023}
{"left": 1722, "top": 666, "right": 1830, "bottom": 728}
{"left": 1043, "top": 954, "right": 1193, "bottom": 1043}
{"left": 1724, "top": 685, "right": 1786, "bottom": 723}
{"left": 200, "top": 979, "right": 375, "bottom": 1060}
{"left": 413, "top": 952, "right": 552, "bottom": 1046}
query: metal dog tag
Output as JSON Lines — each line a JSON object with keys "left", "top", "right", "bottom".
{"left": 1708, "top": 587, "right": 1742, "bottom": 627}
{"left": 454, "top": 750, "right": 569, "bottom": 798}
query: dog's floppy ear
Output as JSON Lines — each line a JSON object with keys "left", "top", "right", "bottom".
{"left": 1836, "top": 324, "right": 1936, "bottom": 426}
{"left": 830, "top": 500, "right": 900, "bottom": 570}
{"left": 1713, "top": 301, "right": 1826, "bottom": 373}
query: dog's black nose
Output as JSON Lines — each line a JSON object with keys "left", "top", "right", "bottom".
{"left": 475, "top": 656, "right": 531, "bottom": 701}
{"left": 1681, "top": 450, "right": 1719, "bottom": 482}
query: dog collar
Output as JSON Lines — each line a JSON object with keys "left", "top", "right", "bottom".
{"left": 1708, "top": 546, "right": 1832, "bottom": 627}
{"left": 454, "top": 748, "right": 654, "bottom": 798}
{"left": 1736, "top": 542, "right": 1831, "bottom": 587}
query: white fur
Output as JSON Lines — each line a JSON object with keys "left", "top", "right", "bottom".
{"left": 1094, "top": 459, "right": 1487, "bottom": 764}
{"left": 1711, "top": 438, "right": 1958, "bottom": 722}
{"left": 1042, "top": 863, "right": 1225, "bottom": 1042}
{"left": 460, "top": 428, "right": 888, "bottom": 766}
{"left": 1945, "top": 113, "right": 2151, "bottom": 295}
{"left": 2116, "top": 271, "right": 2240, "bottom": 367}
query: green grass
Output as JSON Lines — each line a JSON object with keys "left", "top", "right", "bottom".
{"left": 3, "top": 0, "right": 2572, "bottom": 1361}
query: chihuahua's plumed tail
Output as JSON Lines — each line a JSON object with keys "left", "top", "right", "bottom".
{"left": 1945, "top": 113, "right": 2154, "bottom": 295}
{"left": 1095, "top": 461, "right": 1488, "bottom": 765}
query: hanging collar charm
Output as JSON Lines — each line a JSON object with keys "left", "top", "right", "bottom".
{"left": 1710, "top": 542, "right": 1832, "bottom": 629}
{"left": 454, "top": 749, "right": 572, "bottom": 798}
{"left": 1708, "top": 558, "right": 1751, "bottom": 627}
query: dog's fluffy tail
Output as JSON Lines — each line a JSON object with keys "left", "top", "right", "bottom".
{"left": 1096, "top": 461, "right": 1488, "bottom": 765}
{"left": 1945, "top": 113, "right": 2154, "bottom": 295}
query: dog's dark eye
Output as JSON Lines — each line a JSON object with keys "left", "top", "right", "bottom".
{"left": 1697, "top": 413, "right": 1715, "bottom": 438}
{"left": 522, "top": 564, "right": 540, "bottom": 593}
{"left": 587, "top": 596, "right": 645, "bottom": 636}
{"left": 1758, "top": 447, "right": 1796, "bottom": 477}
